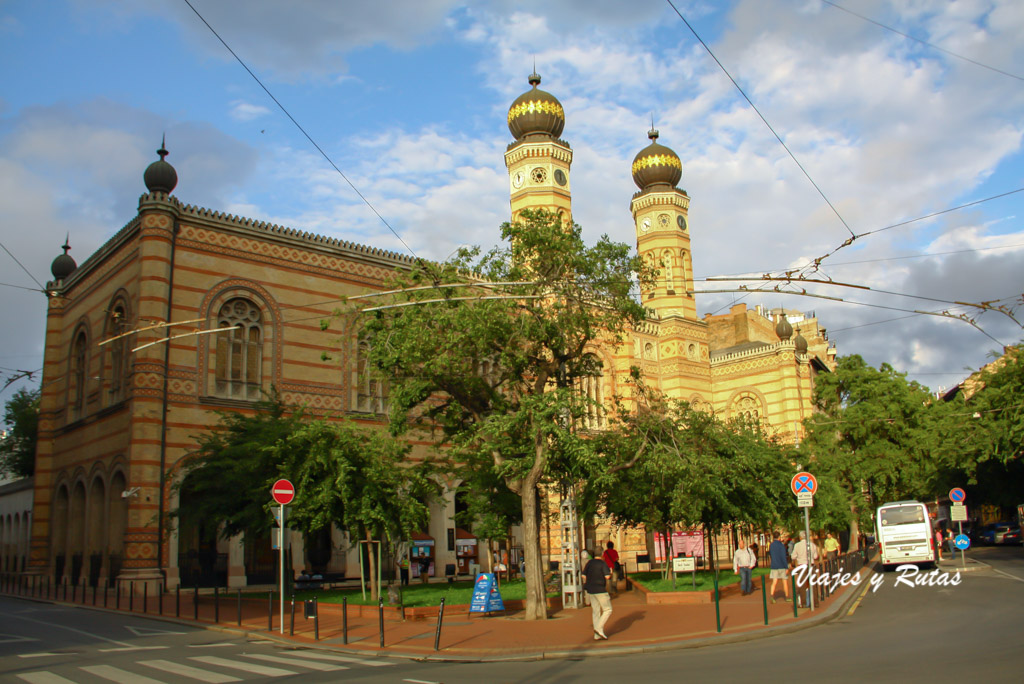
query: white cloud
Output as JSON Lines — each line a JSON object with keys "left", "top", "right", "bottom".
{"left": 229, "top": 101, "right": 271, "bottom": 122}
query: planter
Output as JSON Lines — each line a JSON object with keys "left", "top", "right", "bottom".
{"left": 631, "top": 578, "right": 742, "bottom": 605}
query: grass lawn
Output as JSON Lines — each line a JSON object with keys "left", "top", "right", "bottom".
{"left": 630, "top": 567, "right": 770, "bottom": 593}
{"left": 252, "top": 578, "right": 556, "bottom": 607}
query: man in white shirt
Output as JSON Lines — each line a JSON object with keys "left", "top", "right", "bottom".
{"left": 790, "top": 531, "right": 819, "bottom": 607}
{"left": 733, "top": 540, "right": 757, "bottom": 595}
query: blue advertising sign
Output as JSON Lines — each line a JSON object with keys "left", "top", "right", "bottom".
{"left": 469, "top": 573, "right": 505, "bottom": 614}
{"left": 954, "top": 534, "right": 970, "bottom": 550}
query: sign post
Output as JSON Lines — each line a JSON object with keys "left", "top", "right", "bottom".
{"left": 791, "top": 472, "right": 818, "bottom": 610}
{"left": 271, "top": 479, "right": 295, "bottom": 635}
{"left": 949, "top": 488, "right": 967, "bottom": 570}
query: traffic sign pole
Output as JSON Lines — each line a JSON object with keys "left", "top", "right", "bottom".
{"left": 271, "top": 479, "right": 296, "bottom": 636}
{"left": 279, "top": 503, "right": 285, "bottom": 634}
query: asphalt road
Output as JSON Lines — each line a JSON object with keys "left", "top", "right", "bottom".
{"left": 2, "top": 545, "right": 1022, "bottom": 683}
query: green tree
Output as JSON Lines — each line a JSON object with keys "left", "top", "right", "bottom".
{"left": 0, "top": 387, "right": 40, "bottom": 479}
{"left": 586, "top": 394, "right": 801, "bottom": 577}
{"left": 268, "top": 419, "right": 442, "bottom": 600}
{"left": 803, "top": 355, "right": 939, "bottom": 543}
{"left": 355, "top": 209, "right": 653, "bottom": 619}
{"left": 173, "top": 390, "right": 305, "bottom": 539}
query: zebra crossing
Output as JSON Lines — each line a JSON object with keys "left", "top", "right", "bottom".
{"left": 14, "top": 648, "right": 393, "bottom": 683}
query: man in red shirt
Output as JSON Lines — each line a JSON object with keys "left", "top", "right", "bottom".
{"left": 602, "top": 541, "right": 619, "bottom": 595}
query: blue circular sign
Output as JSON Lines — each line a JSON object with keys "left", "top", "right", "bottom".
{"left": 949, "top": 487, "right": 966, "bottom": 502}
{"left": 954, "top": 534, "right": 970, "bottom": 550}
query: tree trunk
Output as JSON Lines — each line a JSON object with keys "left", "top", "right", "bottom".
{"left": 848, "top": 503, "right": 861, "bottom": 552}
{"left": 519, "top": 478, "right": 548, "bottom": 620}
{"left": 366, "top": 529, "right": 378, "bottom": 601}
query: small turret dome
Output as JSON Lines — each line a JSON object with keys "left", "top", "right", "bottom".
{"left": 775, "top": 316, "right": 793, "bottom": 341}
{"left": 144, "top": 136, "right": 177, "bottom": 194}
{"left": 508, "top": 72, "right": 565, "bottom": 140}
{"left": 51, "top": 237, "right": 76, "bottom": 281}
{"left": 632, "top": 128, "right": 682, "bottom": 190}
{"left": 794, "top": 331, "right": 808, "bottom": 354}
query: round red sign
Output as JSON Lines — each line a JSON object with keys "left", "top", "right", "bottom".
{"left": 271, "top": 479, "right": 295, "bottom": 505}
{"left": 791, "top": 471, "right": 817, "bottom": 496}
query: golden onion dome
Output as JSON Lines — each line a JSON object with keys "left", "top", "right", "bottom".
{"left": 508, "top": 72, "right": 565, "bottom": 140}
{"left": 631, "top": 128, "right": 682, "bottom": 190}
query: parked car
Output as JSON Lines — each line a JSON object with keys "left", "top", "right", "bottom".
{"left": 1000, "top": 527, "right": 1021, "bottom": 545}
{"left": 980, "top": 523, "right": 1014, "bottom": 545}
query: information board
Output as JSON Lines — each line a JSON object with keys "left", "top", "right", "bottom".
{"left": 951, "top": 503, "right": 968, "bottom": 522}
{"left": 672, "top": 557, "right": 695, "bottom": 572}
{"left": 469, "top": 573, "right": 505, "bottom": 614}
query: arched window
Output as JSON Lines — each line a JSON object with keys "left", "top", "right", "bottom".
{"left": 662, "top": 250, "right": 674, "bottom": 291}
{"left": 71, "top": 331, "right": 88, "bottom": 419}
{"left": 679, "top": 250, "right": 688, "bottom": 289}
{"left": 105, "top": 305, "right": 129, "bottom": 404}
{"left": 353, "top": 338, "right": 387, "bottom": 414}
{"left": 731, "top": 392, "right": 763, "bottom": 422}
{"left": 575, "top": 354, "right": 606, "bottom": 430}
{"left": 214, "top": 298, "right": 263, "bottom": 400}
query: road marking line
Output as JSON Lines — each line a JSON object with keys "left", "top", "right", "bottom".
{"left": 992, "top": 567, "right": 1024, "bottom": 583}
{"left": 847, "top": 581, "right": 872, "bottom": 616}
{"left": 282, "top": 650, "right": 393, "bottom": 667}
{"left": 0, "top": 634, "right": 38, "bottom": 644}
{"left": 81, "top": 664, "right": 169, "bottom": 683}
{"left": 404, "top": 680, "right": 441, "bottom": 684}
{"left": 140, "top": 659, "right": 241, "bottom": 683}
{"left": 189, "top": 656, "right": 295, "bottom": 677}
{"left": 4, "top": 613, "right": 135, "bottom": 649}
{"left": 188, "top": 642, "right": 236, "bottom": 648}
{"left": 16, "top": 673, "right": 77, "bottom": 684}
{"left": 18, "top": 653, "right": 65, "bottom": 659}
{"left": 126, "top": 626, "right": 187, "bottom": 637}
{"left": 242, "top": 653, "right": 347, "bottom": 671}
{"left": 98, "top": 646, "right": 169, "bottom": 652}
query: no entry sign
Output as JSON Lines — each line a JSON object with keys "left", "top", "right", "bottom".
{"left": 271, "top": 479, "right": 295, "bottom": 505}
{"left": 791, "top": 472, "right": 817, "bottom": 496}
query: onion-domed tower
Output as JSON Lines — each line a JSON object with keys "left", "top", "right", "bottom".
{"left": 504, "top": 72, "right": 573, "bottom": 227}
{"left": 630, "top": 128, "right": 694, "bottom": 319}
{"left": 144, "top": 135, "right": 177, "bottom": 194}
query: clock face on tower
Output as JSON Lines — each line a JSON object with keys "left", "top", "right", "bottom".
{"left": 554, "top": 169, "right": 567, "bottom": 186}
{"left": 512, "top": 170, "right": 525, "bottom": 189}
{"left": 677, "top": 215, "right": 688, "bottom": 231}
{"left": 641, "top": 217, "right": 651, "bottom": 232}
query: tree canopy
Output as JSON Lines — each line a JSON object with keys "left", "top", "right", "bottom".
{"left": 355, "top": 209, "right": 654, "bottom": 619}
{"left": 0, "top": 387, "right": 40, "bottom": 480}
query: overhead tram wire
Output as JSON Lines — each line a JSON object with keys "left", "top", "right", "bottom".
{"left": 821, "top": 0, "right": 1024, "bottom": 83}
{"left": 664, "top": 0, "right": 855, "bottom": 239}
{"left": 800, "top": 186, "right": 1024, "bottom": 273}
{"left": 0, "top": 239, "right": 45, "bottom": 291}
{"left": 180, "top": 0, "right": 421, "bottom": 264}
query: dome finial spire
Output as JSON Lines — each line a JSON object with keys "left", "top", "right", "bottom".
{"left": 144, "top": 134, "right": 178, "bottom": 193}
{"left": 158, "top": 133, "right": 168, "bottom": 161}
{"left": 62, "top": 233, "right": 71, "bottom": 254}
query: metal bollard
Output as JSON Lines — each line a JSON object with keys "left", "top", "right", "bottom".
{"left": 176, "top": 585, "right": 180, "bottom": 618}
{"left": 116, "top": 581, "right": 121, "bottom": 610}
{"left": 144, "top": 582, "right": 148, "bottom": 614}
{"left": 159, "top": 584, "right": 163, "bottom": 615}
{"left": 129, "top": 582, "right": 134, "bottom": 612}
{"left": 194, "top": 585, "right": 199, "bottom": 621}
{"left": 268, "top": 592, "right": 273, "bottom": 631}
{"left": 63, "top": 577, "right": 67, "bottom": 602}
{"left": 214, "top": 586, "right": 219, "bottom": 623}
{"left": 313, "top": 597, "right": 319, "bottom": 641}
{"left": 378, "top": 597, "right": 385, "bottom": 647}
{"left": 72, "top": 579, "right": 77, "bottom": 603}
{"left": 104, "top": 584, "right": 108, "bottom": 608}
{"left": 434, "top": 597, "right": 446, "bottom": 651}
{"left": 47, "top": 576, "right": 51, "bottom": 600}
{"left": 761, "top": 577, "right": 768, "bottom": 625}
{"left": 342, "top": 596, "right": 348, "bottom": 645}
{"left": 93, "top": 583, "right": 97, "bottom": 606}
{"left": 712, "top": 575, "right": 721, "bottom": 633}
{"left": 791, "top": 574, "right": 799, "bottom": 616}
{"left": 289, "top": 595, "right": 295, "bottom": 636}
{"left": 238, "top": 589, "right": 243, "bottom": 626}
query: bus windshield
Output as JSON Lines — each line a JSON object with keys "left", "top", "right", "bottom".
{"left": 879, "top": 505, "right": 926, "bottom": 526}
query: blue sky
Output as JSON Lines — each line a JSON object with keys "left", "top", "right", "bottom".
{"left": 2, "top": 0, "right": 1023, "bottom": 404}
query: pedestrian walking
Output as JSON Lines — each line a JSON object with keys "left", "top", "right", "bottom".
{"left": 768, "top": 531, "right": 791, "bottom": 603}
{"left": 946, "top": 528, "right": 956, "bottom": 556}
{"left": 934, "top": 527, "right": 944, "bottom": 562}
{"left": 824, "top": 532, "right": 839, "bottom": 561}
{"left": 789, "top": 531, "right": 819, "bottom": 607}
{"left": 582, "top": 549, "right": 612, "bottom": 640}
{"left": 733, "top": 539, "right": 756, "bottom": 595}
{"left": 602, "top": 541, "right": 620, "bottom": 595}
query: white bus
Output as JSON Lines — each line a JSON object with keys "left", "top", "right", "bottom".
{"left": 876, "top": 500, "right": 936, "bottom": 570}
